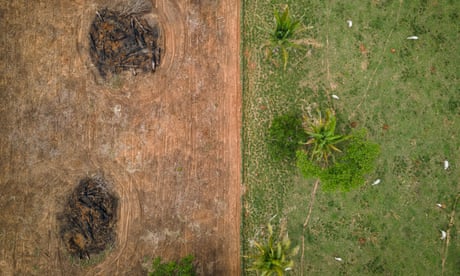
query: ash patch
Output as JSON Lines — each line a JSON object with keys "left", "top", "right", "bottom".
{"left": 59, "top": 176, "right": 118, "bottom": 259}
{"left": 89, "top": 7, "right": 162, "bottom": 79}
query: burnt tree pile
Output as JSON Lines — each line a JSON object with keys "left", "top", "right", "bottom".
{"left": 89, "top": 8, "right": 161, "bottom": 78}
{"left": 59, "top": 176, "right": 118, "bottom": 259}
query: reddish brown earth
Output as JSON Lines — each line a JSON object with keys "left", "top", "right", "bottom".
{"left": 0, "top": 0, "right": 241, "bottom": 275}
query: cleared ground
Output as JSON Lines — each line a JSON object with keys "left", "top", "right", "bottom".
{"left": 0, "top": 0, "right": 241, "bottom": 275}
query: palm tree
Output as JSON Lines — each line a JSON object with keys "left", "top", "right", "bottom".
{"left": 263, "top": 6, "right": 302, "bottom": 71}
{"left": 302, "top": 109, "right": 349, "bottom": 166}
{"left": 247, "top": 224, "right": 299, "bottom": 275}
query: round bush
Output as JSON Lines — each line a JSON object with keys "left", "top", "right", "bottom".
{"left": 267, "top": 112, "right": 307, "bottom": 162}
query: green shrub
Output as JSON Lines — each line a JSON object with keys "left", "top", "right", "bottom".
{"left": 267, "top": 112, "right": 307, "bottom": 162}
{"left": 149, "top": 255, "right": 195, "bottom": 276}
{"left": 296, "top": 130, "right": 380, "bottom": 192}
{"left": 322, "top": 131, "right": 380, "bottom": 192}
{"left": 296, "top": 149, "right": 322, "bottom": 179}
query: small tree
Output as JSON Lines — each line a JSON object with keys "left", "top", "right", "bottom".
{"left": 263, "top": 6, "right": 303, "bottom": 70}
{"left": 247, "top": 224, "right": 299, "bottom": 275}
{"left": 301, "top": 109, "right": 350, "bottom": 166}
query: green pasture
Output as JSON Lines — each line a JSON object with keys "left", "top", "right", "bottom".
{"left": 241, "top": 0, "right": 459, "bottom": 275}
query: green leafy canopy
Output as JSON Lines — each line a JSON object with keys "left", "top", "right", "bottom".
{"left": 297, "top": 129, "right": 380, "bottom": 192}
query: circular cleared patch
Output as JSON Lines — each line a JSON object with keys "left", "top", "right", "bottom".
{"left": 89, "top": 1, "right": 163, "bottom": 79}
{"left": 59, "top": 176, "right": 118, "bottom": 259}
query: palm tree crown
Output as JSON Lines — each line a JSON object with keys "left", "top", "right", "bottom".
{"left": 247, "top": 224, "right": 299, "bottom": 275}
{"left": 302, "top": 109, "right": 349, "bottom": 165}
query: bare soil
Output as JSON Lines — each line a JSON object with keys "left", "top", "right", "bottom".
{"left": 0, "top": 0, "right": 241, "bottom": 275}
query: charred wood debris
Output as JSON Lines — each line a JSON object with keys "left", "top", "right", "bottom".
{"left": 89, "top": 8, "right": 161, "bottom": 79}
{"left": 59, "top": 177, "right": 118, "bottom": 259}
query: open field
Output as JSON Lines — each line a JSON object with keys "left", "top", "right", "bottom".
{"left": 0, "top": 0, "right": 241, "bottom": 275}
{"left": 242, "top": 0, "right": 459, "bottom": 275}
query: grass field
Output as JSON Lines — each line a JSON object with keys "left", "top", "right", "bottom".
{"left": 241, "top": 0, "right": 459, "bottom": 275}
